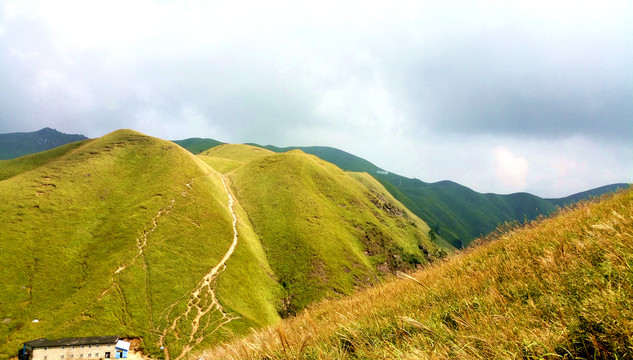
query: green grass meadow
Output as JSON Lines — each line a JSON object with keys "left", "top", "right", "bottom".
{"left": 204, "top": 188, "right": 633, "bottom": 359}
{"left": 0, "top": 131, "right": 442, "bottom": 359}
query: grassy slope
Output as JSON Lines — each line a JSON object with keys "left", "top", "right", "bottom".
{"left": 197, "top": 144, "right": 274, "bottom": 174}
{"left": 551, "top": 183, "right": 630, "bottom": 206}
{"left": 226, "top": 148, "right": 443, "bottom": 316}
{"left": 1, "top": 135, "right": 445, "bottom": 359}
{"left": 172, "top": 138, "right": 223, "bottom": 155}
{"left": 251, "top": 144, "right": 382, "bottom": 173}
{"left": 348, "top": 173, "right": 454, "bottom": 252}
{"left": 0, "top": 140, "right": 90, "bottom": 181}
{"left": 251, "top": 144, "right": 629, "bottom": 248}
{"left": 0, "top": 130, "right": 279, "bottom": 359}
{"left": 204, "top": 188, "right": 633, "bottom": 359}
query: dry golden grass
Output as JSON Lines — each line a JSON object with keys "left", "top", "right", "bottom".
{"left": 200, "top": 188, "right": 633, "bottom": 359}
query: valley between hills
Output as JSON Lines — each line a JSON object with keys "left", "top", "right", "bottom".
{"left": 0, "top": 129, "right": 630, "bottom": 359}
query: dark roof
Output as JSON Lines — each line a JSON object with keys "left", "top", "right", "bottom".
{"left": 24, "top": 336, "right": 119, "bottom": 348}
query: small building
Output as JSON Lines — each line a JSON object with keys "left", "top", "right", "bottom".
{"left": 114, "top": 340, "right": 130, "bottom": 359}
{"left": 21, "top": 336, "right": 130, "bottom": 360}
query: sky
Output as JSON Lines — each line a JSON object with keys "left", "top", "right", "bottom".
{"left": 1, "top": 0, "right": 631, "bottom": 198}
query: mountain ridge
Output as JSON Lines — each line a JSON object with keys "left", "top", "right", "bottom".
{"left": 0, "top": 127, "right": 88, "bottom": 160}
{"left": 0, "top": 130, "right": 442, "bottom": 359}
{"left": 243, "top": 143, "right": 630, "bottom": 247}
{"left": 1, "top": 129, "right": 628, "bottom": 248}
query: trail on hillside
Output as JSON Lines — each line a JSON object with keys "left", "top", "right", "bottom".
{"left": 158, "top": 175, "right": 240, "bottom": 360}
{"left": 77, "top": 179, "right": 194, "bottom": 329}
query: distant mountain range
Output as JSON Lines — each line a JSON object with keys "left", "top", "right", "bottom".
{"left": 0, "top": 127, "right": 87, "bottom": 160}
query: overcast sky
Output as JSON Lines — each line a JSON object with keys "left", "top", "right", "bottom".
{"left": 1, "top": 0, "right": 631, "bottom": 197}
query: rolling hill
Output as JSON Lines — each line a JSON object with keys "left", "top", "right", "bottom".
{"left": 4, "top": 130, "right": 627, "bottom": 250}
{"left": 219, "top": 142, "right": 631, "bottom": 248}
{"left": 0, "top": 127, "right": 87, "bottom": 160}
{"left": 202, "top": 144, "right": 446, "bottom": 315}
{"left": 0, "top": 130, "right": 442, "bottom": 359}
{"left": 172, "top": 138, "right": 223, "bottom": 155}
{"left": 203, "top": 187, "right": 633, "bottom": 359}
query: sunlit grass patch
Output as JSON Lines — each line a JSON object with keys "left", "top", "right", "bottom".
{"left": 202, "top": 188, "right": 633, "bottom": 359}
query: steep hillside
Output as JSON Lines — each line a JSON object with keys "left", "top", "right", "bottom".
{"left": 0, "top": 130, "right": 281, "bottom": 360}
{"left": 204, "top": 188, "right": 633, "bottom": 359}
{"left": 7, "top": 133, "right": 628, "bottom": 249}
{"left": 1, "top": 132, "right": 444, "bottom": 359}
{"left": 0, "top": 140, "right": 90, "bottom": 181}
{"left": 0, "top": 127, "right": 87, "bottom": 159}
{"left": 247, "top": 144, "right": 628, "bottom": 248}
{"left": 202, "top": 145, "right": 445, "bottom": 316}
{"left": 551, "top": 183, "right": 629, "bottom": 206}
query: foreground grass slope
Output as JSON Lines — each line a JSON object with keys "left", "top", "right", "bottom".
{"left": 0, "top": 130, "right": 280, "bottom": 359}
{"left": 204, "top": 188, "right": 633, "bottom": 359}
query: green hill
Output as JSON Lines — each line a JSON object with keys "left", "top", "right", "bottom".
{"left": 0, "top": 127, "right": 88, "bottom": 160}
{"left": 0, "top": 140, "right": 90, "bottom": 181}
{"left": 0, "top": 130, "right": 280, "bottom": 359}
{"left": 6, "top": 133, "right": 627, "bottom": 248}
{"left": 247, "top": 144, "right": 629, "bottom": 248}
{"left": 172, "top": 137, "right": 223, "bottom": 154}
{"left": 145, "top": 137, "right": 632, "bottom": 249}
{"left": 203, "top": 188, "right": 633, "bottom": 359}
{"left": 224, "top": 147, "right": 444, "bottom": 315}
{"left": 0, "top": 131, "right": 443, "bottom": 359}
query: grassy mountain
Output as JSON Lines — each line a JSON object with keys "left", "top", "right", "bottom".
{"left": 11, "top": 132, "right": 620, "bottom": 250}
{"left": 172, "top": 138, "right": 223, "bottom": 155}
{"left": 203, "top": 188, "right": 633, "bottom": 359}
{"left": 200, "top": 144, "right": 445, "bottom": 316}
{"left": 250, "top": 144, "right": 382, "bottom": 173}
{"left": 0, "top": 131, "right": 442, "bottom": 359}
{"left": 0, "top": 141, "right": 90, "bottom": 181}
{"left": 0, "top": 127, "right": 88, "bottom": 160}
{"left": 0, "top": 130, "right": 280, "bottom": 359}
{"left": 246, "top": 144, "right": 629, "bottom": 248}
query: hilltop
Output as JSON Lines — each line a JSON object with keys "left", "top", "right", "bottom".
{"left": 204, "top": 144, "right": 445, "bottom": 315}
{"left": 193, "top": 140, "right": 630, "bottom": 248}
{"left": 3, "top": 130, "right": 627, "bottom": 249}
{"left": 203, "top": 188, "right": 633, "bottom": 359}
{"left": 0, "top": 130, "right": 442, "bottom": 359}
{"left": 0, "top": 128, "right": 87, "bottom": 160}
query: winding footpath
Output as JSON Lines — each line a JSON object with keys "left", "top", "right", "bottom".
{"left": 79, "top": 182, "right": 191, "bottom": 328}
{"left": 158, "top": 175, "right": 240, "bottom": 360}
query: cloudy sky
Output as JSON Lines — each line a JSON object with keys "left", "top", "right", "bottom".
{"left": 1, "top": 0, "right": 631, "bottom": 197}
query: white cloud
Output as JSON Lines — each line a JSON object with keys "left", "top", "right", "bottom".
{"left": 1, "top": 0, "right": 631, "bottom": 198}
{"left": 493, "top": 147, "right": 529, "bottom": 192}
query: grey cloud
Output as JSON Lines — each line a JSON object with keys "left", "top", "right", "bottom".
{"left": 0, "top": 0, "right": 631, "bottom": 197}
{"left": 384, "top": 24, "right": 633, "bottom": 141}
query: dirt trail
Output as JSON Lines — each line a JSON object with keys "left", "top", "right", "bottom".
{"left": 158, "top": 175, "right": 240, "bottom": 360}
{"left": 79, "top": 179, "right": 194, "bottom": 329}
{"left": 115, "top": 198, "right": 175, "bottom": 275}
